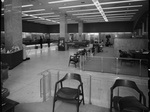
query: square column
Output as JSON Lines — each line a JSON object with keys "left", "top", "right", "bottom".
{"left": 4, "top": 0, "right": 22, "bottom": 50}
{"left": 78, "top": 21, "right": 83, "bottom": 41}
{"left": 60, "top": 14, "right": 67, "bottom": 41}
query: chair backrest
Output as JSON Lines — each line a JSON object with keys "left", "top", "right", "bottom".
{"left": 111, "top": 79, "right": 141, "bottom": 93}
{"left": 62, "top": 73, "right": 82, "bottom": 83}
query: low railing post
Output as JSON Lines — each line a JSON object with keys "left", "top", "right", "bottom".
{"left": 57, "top": 71, "right": 59, "bottom": 90}
{"left": 48, "top": 71, "right": 51, "bottom": 97}
{"left": 40, "top": 78, "right": 43, "bottom": 98}
{"left": 89, "top": 75, "right": 92, "bottom": 104}
{"left": 139, "top": 60, "right": 142, "bottom": 77}
{"left": 43, "top": 75, "right": 46, "bottom": 102}
{"left": 79, "top": 56, "right": 82, "bottom": 70}
{"left": 116, "top": 58, "right": 119, "bottom": 75}
{"left": 101, "top": 57, "right": 103, "bottom": 72}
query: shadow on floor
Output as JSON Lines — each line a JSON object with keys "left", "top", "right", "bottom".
{"left": 15, "top": 97, "right": 109, "bottom": 112}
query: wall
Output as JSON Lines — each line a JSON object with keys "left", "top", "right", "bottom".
{"left": 83, "top": 21, "right": 134, "bottom": 32}
{"left": 1, "top": 16, "right": 134, "bottom": 33}
{"left": 114, "top": 38, "right": 149, "bottom": 56}
{"left": 22, "top": 21, "right": 49, "bottom": 33}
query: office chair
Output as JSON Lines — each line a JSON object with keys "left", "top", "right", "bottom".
{"left": 110, "top": 79, "right": 149, "bottom": 112}
{"left": 52, "top": 73, "right": 85, "bottom": 112}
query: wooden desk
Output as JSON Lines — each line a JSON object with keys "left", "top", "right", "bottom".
{"left": 2, "top": 98, "right": 19, "bottom": 112}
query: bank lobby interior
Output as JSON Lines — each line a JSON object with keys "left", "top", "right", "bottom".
{"left": 1, "top": 0, "right": 150, "bottom": 112}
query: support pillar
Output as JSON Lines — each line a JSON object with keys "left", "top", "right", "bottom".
{"left": 4, "top": 0, "right": 22, "bottom": 50}
{"left": 78, "top": 21, "right": 83, "bottom": 42}
{"left": 59, "top": 13, "right": 67, "bottom": 50}
{"left": 60, "top": 14, "right": 67, "bottom": 41}
{"left": 142, "top": 22, "right": 144, "bottom": 35}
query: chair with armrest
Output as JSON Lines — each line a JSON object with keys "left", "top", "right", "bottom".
{"left": 110, "top": 79, "right": 149, "bottom": 112}
{"left": 52, "top": 73, "right": 85, "bottom": 112}
{"left": 68, "top": 53, "right": 80, "bottom": 68}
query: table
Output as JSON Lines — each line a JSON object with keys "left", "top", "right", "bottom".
{"left": 129, "top": 50, "right": 148, "bottom": 60}
{"left": 2, "top": 98, "right": 19, "bottom": 112}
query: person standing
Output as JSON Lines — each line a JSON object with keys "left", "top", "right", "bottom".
{"left": 39, "top": 36, "right": 43, "bottom": 49}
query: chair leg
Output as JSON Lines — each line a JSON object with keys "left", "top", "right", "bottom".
{"left": 52, "top": 99, "right": 56, "bottom": 112}
{"left": 68, "top": 61, "right": 70, "bottom": 66}
{"left": 76, "top": 103, "right": 79, "bottom": 112}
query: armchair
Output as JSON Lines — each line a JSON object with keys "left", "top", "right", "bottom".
{"left": 52, "top": 73, "right": 85, "bottom": 112}
{"left": 110, "top": 79, "right": 149, "bottom": 112}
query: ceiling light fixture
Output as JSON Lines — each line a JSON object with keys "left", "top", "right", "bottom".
{"left": 106, "top": 13, "right": 136, "bottom": 16}
{"left": 41, "top": 15, "right": 60, "bottom": 18}
{"left": 101, "top": 0, "right": 146, "bottom": 5}
{"left": 92, "top": 0, "right": 108, "bottom": 22}
{"left": 105, "top": 9, "right": 138, "bottom": 13}
{"left": 31, "top": 12, "right": 54, "bottom": 16}
{"left": 59, "top": 4, "right": 94, "bottom": 9}
{"left": 48, "top": 0, "right": 78, "bottom": 4}
{"left": 67, "top": 9, "right": 97, "bottom": 13}
{"left": 22, "top": 9, "right": 45, "bottom": 13}
{"left": 73, "top": 12, "right": 99, "bottom": 15}
{"left": 103, "top": 5, "right": 142, "bottom": 10}
{"left": 22, "top": 4, "right": 33, "bottom": 8}
{"left": 59, "top": 0, "right": 145, "bottom": 9}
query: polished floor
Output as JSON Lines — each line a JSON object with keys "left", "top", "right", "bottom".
{"left": 3, "top": 44, "right": 147, "bottom": 112}
{"left": 4, "top": 44, "right": 80, "bottom": 103}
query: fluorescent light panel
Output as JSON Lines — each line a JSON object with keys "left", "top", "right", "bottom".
{"left": 107, "top": 16, "right": 133, "bottom": 18}
{"left": 22, "top": 9, "right": 45, "bottom": 13}
{"left": 77, "top": 15, "right": 101, "bottom": 18}
{"left": 105, "top": 9, "right": 138, "bottom": 13}
{"left": 73, "top": 9, "right": 138, "bottom": 15}
{"left": 59, "top": 4, "right": 94, "bottom": 9}
{"left": 66, "top": 5, "right": 142, "bottom": 13}
{"left": 48, "top": 0, "right": 78, "bottom": 4}
{"left": 77, "top": 13, "right": 136, "bottom": 18}
{"left": 41, "top": 15, "right": 60, "bottom": 18}
{"left": 103, "top": 5, "right": 142, "bottom": 10}
{"left": 22, "top": 4, "right": 33, "bottom": 8}
{"left": 106, "top": 13, "right": 136, "bottom": 16}
{"left": 31, "top": 12, "right": 54, "bottom": 16}
{"left": 73, "top": 12, "right": 99, "bottom": 15}
{"left": 59, "top": 0, "right": 145, "bottom": 9}
{"left": 92, "top": 0, "right": 108, "bottom": 22}
{"left": 101, "top": 0, "right": 146, "bottom": 5}
{"left": 67, "top": 9, "right": 97, "bottom": 13}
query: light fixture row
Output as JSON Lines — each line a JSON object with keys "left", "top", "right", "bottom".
{"left": 92, "top": 0, "right": 108, "bottom": 22}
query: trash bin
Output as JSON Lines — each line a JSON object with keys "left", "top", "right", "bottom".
{"left": 1, "top": 62, "right": 9, "bottom": 82}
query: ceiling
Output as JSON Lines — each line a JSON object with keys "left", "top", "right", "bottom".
{"left": 1, "top": 0, "right": 149, "bottom": 25}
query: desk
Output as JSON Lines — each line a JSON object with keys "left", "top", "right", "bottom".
{"left": 1, "top": 50, "right": 23, "bottom": 70}
{"left": 129, "top": 50, "right": 148, "bottom": 60}
{"left": 2, "top": 98, "right": 19, "bottom": 112}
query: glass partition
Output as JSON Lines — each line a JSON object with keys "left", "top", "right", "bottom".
{"left": 82, "top": 56, "right": 148, "bottom": 77}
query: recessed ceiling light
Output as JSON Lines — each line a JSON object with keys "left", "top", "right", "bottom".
{"left": 22, "top": 9, "right": 45, "bottom": 13}
{"left": 101, "top": 0, "right": 146, "bottom": 5}
{"left": 48, "top": 0, "right": 78, "bottom": 4}
{"left": 31, "top": 12, "right": 54, "bottom": 16}
{"left": 22, "top": 4, "right": 33, "bottom": 8}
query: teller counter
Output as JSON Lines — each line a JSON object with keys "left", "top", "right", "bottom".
{"left": 1, "top": 50, "right": 23, "bottom": 70}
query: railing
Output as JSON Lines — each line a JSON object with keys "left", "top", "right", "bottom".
{"left": 80, "top": 55, "right": 148, "bottom": 77}
{"left": 39, "top": 69, "right": 149, "bottom": 108}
